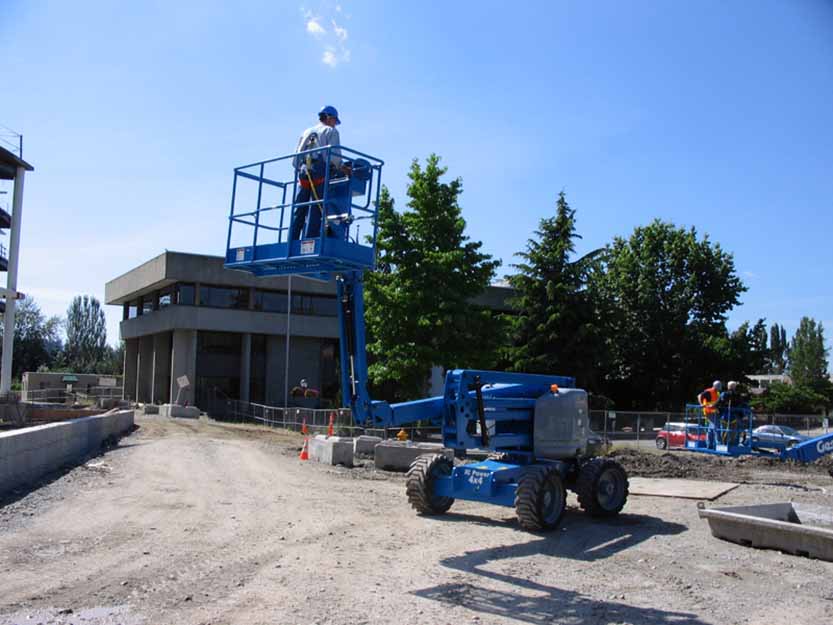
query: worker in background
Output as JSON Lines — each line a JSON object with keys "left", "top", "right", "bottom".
{"left": 720, "top": 381, "right": 749, "bottom": 445}
{"left": 698, "top": 380, "right": 722, "bottom": 445}
{"left": 290, "top": 105, "right": 351, "bottom": 240}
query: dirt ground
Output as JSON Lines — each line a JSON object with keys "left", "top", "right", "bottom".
{"left": 1, "top": 415, "right": 833, "bottom": 625}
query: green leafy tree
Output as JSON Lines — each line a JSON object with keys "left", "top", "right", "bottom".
{"left": 505, "top": 191, "right": 605, "bottom": 387}
{"left": 769, "top": 322, "right": 789, "bottom": 374}
{"left": 751, "top": 381, "right": 830, "bottom": 414}
{"left": 365, "top": 155, "right": 503, "bottom": 401}
{"left": 789, "top": 317, "right": 829, "bottom": 390}
{"left": 65, "top": 295, "right": 108, "bottom": 372}
{"left": 592, "top": 220, "right": 747, "bottom": 409}
{"left": 0, "top": 298, "right": 62, "bottom": 378}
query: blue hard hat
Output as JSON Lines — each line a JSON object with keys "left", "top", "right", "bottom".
{"left": 319, "top": 105, "right": 341, "bottom": 125}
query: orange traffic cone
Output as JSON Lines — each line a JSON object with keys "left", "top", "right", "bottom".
{"left": 301, "top": 418, "right": 309, "bottom": 436}
{"left": 299, "top": 437, "right": 309, "bottom": 461}
{"left": 327, "top": 412, "right": 335, "bottom": 437}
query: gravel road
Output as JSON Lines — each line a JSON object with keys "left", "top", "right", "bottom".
{"left": 1, "top": 414, "right": 832, "bottom": 625}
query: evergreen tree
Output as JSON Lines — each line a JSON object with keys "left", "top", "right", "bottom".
{"left": 769, "top": 322, "right": 789, "bottom": 373}
{"left": 65, "top": 295, "right": 108, "bottom": 372}
{"left": 505, "top": 191, "right": 604, "bottom": 387}
{"left": 365, "top": 155, "right": 503, "bottom": 401}
{"left": 789, "top": 317, "right": 829, "bottom": 389}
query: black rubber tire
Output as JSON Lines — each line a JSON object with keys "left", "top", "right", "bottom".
{"left": 406, "top": 454, "right": 454, "bottom": 515}
{"left": 514, "top": 467, "right": 566, "bottom": 531}
{"left": 656, "top": 437, "right": 667, "bottom": 450}
{"left": 576, "top": 458, "right": 629, "bottom": 517}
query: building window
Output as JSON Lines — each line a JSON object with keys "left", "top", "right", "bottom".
{"left": 128, "top": 301, "right": 139, "bottom": 318}
{"left": 254, "top": 289, "right": 289, "bottom": 313}
{"left": 159, "top": 288, "right": 173, "bottom": 308}
{"left": 292, "top": 294, "right": 338, "bottom": 317}
{"left": 176, "top": 283, "right": 195, "bottom": 306}
{"left": 141, "top": 296, "right": 154, "bottom": 315}
{"left": 199, "top": 285, "right": 249, "bottom": 309}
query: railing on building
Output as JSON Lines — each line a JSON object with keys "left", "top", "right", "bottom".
{"left": 23, "top": 386, "right": 124, "bottom": 404}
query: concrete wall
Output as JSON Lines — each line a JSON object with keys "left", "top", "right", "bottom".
{"left": 124, "top": 338, "right": 138, "bottom": 401}
{"left": 152, "top": 332, "right": 172, "bottom": 404}
{"left": 22, "top": 372, "right": 123, "bottom": 398}
{"left": 0, "top": 410, "right": 134, "bottom": 495}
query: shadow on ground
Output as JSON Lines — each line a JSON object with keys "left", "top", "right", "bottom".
{"left": 414, "top": 513, "right": 702, "bottom": 625}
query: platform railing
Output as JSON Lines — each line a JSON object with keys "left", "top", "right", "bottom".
{"left": 226, "top": 145, "right": 384, "bottom": 270}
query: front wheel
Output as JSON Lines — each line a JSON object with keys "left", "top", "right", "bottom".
{"left": 514, "top": 467, "right": 566, "bottom": 531}
{"left": 406, "top": 454, "right": 454, "bottom": 515}
{"left": 576, "top": 458, "right": 629, "bottom": 517}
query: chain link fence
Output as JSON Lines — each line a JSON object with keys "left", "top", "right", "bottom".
{"left": 591, "top": 410, "right": 830, "bottom": 449}
{"left": 217, "top": 398, "right": 830, "bottom": 449}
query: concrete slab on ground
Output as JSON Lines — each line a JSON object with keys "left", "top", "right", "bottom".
{"left": 629, "top": 477, "right": 739, "bottom": 500}
{"left": 309, "top": 435, "right": 353, "bottom": 467}
{"left": 374, "top": 441, "right": 453, "bottom": 472}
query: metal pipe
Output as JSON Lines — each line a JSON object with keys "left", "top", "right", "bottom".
{"left": 284, "top": 276, "right": 292, "bottom": 409}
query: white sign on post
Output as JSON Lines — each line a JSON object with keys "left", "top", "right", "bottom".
{"left": 177, "top": 375, "right": 190, "bottom": 389}
{"left": 98, "top": 377, "right": 117, "bottom": 387}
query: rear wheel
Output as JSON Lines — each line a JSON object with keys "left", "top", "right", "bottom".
{"left": 514, "top": 467, "right": 566, "bottom": 531}
{"left": 406, "top": 454, "right": 454, "bottom": 515}
{"left": 576, "top": 458, "right": 629, "bottom": 517}
{"left": 656, "top": 437, "right": 667, "bottom": 450}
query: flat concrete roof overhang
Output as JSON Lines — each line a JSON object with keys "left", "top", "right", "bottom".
{"left": 119, "top": 304, "right": 340, "bottom": 340}
{"left": 0, "top": 145, "right": 34, "bottom": 179}
{"left": 105, "top": 251, "right": 337, "bottom": 305}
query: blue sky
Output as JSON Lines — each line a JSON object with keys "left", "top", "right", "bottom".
{"left": 1, "top": 0, "right": 832, "bottom": 350}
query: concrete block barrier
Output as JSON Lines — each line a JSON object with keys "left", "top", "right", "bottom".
{"left": 0, "top": 409, "right": 134, "bottom": 495}
{"left": 160, "top": 404, "right": 200, "bottom": 419}
{"left": 309, "top": 435, "right": 354, "bottom": 467}
{"left": 374, "top": 441, "right": 454, "bottom": 471}
{"left": 354, "top": 435, "right": 383, "bottom": 458}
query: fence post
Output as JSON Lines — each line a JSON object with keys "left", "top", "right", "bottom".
{"left": 636, "top": 414, "right": 641, "bottom": 447}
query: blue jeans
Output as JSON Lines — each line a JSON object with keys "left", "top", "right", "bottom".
{"left": 291, "top": 181, "right": 326, "bottom": 239}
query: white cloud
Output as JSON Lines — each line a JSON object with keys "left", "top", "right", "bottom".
{"left": 322, "top": 49, "right": 337, "bottom": 67}
{"left": 302, "top": 6, "right": 351, "bottom": 68}
{"left": 306, "top": 17, "right": 326, "bottom": 37}
{"left": 332, "top": 20, "right": 348, "bottom": 42}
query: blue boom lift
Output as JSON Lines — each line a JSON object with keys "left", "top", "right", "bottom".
{"left": 224, "top": 145, "right": 629, "bottom": 530}
{"left": 684, "top": 401, "right": 833, "bottom": 465}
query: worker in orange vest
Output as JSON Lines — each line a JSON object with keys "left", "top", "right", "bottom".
{"left": 697, "top": 380, "right": 723, "bottom": 417}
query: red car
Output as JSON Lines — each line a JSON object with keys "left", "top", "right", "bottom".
{"left": 655, "top": 422, "right": 705, "bottom": 449}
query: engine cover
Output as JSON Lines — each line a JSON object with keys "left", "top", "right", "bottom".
{"left": 533, "top": 388, "right": 590, "bottom": 460}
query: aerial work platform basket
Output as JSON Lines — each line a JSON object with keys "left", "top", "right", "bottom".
{"left": 224, "top": 146, "right": 384, "bottom": 278}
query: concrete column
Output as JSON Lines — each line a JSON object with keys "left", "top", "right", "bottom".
{"left": 152, "top": 332, "right": 172, "bottom": 404}
{"left": 0, "top": 166, "right": 25, "bottom": 395}
{"left": 137, "top": 336, "right": 154, "bottom": 403}
{"left": 123, "top": 338, "right": 139, "bottom": 401}
{"left": 264, "top": 335, "right": 284, "bottom": 406}
{"left": 240, "top": 333, "right": 251, "bottom": 403}
{"left": 170, "top": 329, "right": 197, "bottom": 406}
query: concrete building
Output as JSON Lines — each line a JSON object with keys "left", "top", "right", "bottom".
{"left": 105, "top": 251, "right": 516, "bottom": 414}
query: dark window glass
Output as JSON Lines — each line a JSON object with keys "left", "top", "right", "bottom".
{"left": 200, "top": 285, "right": 249, "bottom": 309}
{"left": 142, "top": 297, "right": 154, "bottom": 314}
{"left": 254, "top": 290, "right": 289, "bottom": 313}
{"left": 177, "top": 283, "right": 195, "bottom": 305}
{"left": 291, "top": 294, "right": 338, "bottom": 316}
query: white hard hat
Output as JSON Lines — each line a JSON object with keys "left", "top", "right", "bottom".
{"left": 728, "top": 381, "right": 738, "bottom": 391}
{"left": 713, "top": 380, "right": 723, "bottom": 391}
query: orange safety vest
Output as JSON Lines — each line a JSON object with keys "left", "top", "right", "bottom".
{"left": 699, "top": 387, "right": 719, "bottom": 416}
